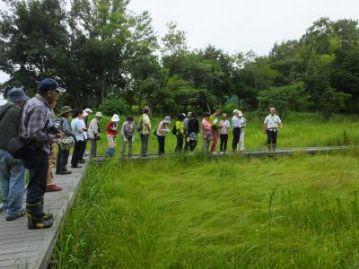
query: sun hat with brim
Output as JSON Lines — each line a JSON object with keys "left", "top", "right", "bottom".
{"left": 58, "top": 106, "right": 73, "bottom": 116}
{"left": 84, "top": 108, "right": 93, "bottom": 114}
{"left": 37, "top": 78, "right": 66, "bottom": 94}
{"left": 238, "top": 111, "right": 243, "bottom": 117}
{"left": 95, "top": 112, "right": 103, "bottom": 118}
{"left": 233, "top": 109, "right": 240, "bottom": 114}
{"left": 163, "top": 116, "right": 171, "bottom": 124}
{"left": 111, "top": 114, "right": 120, "bottom": 122}
{"left": 7, "top": 88, "right": 29, "bottom": 103}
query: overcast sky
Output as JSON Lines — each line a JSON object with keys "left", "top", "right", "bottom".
{"left": 1, "top": 0, "right": 358, "bottom": 83}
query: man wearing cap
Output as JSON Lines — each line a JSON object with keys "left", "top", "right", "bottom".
{"left": 139, "top": 106, "right": 151, "bottom": 157}
{"left": 20, "top": 78, "right": 65, "bottom": 229}
{"left": 0, "top": 88, "right": 28, "bottom": 221}
{"left": 263, "top": 107, "right": 283, "bottom": 153}
{"left": 56, "top": 106, "right": 74, "bottom": 174}
{"left": 88, "top": 111, "right": 103, "bottom": 159}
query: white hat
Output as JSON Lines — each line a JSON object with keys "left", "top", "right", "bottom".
{"left": 163, "top": 116, "right": 171, "bottom": 124}
{"left": 84, "top": 108, "right": 93, "bottom": 114}
{"left": 111, "top": 114, "right": 120, "bottom": 122}
{"left": 95, "top": 112, "right": 103, "bottom": 118}
{"left": 238, "top": 110, "right": 243, "bottom": 117}
{"left": 82, "top": 111, "right": 89, "bottom": 117}
{"left": 233, "top": 109, "right": 240, "bottom": 114}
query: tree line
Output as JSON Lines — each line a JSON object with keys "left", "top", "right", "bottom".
{"left": 0, "top": 0, "right": 358, "bottom": 117}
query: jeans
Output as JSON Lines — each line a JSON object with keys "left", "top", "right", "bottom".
{"left": 121, "top": 138, "right": 133, "bottom": 157}
{"left": 232, "top": 127, "right": 241, "bottom": 151}
{"left": 23, "top": 149, "right": 49, "bottom": 204}
{"left": 220, "top": 134, "right": 228, "bottom": 152}
{"left": 56, "top": 145, "right": 70, "bottom": 173}
{"left": 189, "top": 140, "right": 197, "bottom": 152}
{"left": 203, "top": 136, "right": 211, "bottom": 153}
{"left": 140, "top": 134, "right": 149, "bottom": 157}
{"left": 0, "top": 149, "right": 25, "bottom": 218}
{"left": 105, "top": 136, "right": 116, "bottom": 157}
{"left": 175, "top": 134, "right": 184, "bottom": 152}
{"left": 71, "top": 140, "right": 85, "bottom": 167}
{"left": 184, "top": 134, "right": 190, "bottom": 151}
{"left": 157, "top": 135, "right": 165, "bottom": 155}
{"left": 89, "top": 139, "right": 97, "bottom": 159}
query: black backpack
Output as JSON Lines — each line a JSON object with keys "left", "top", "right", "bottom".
{"left": 172, "top": 124, "right": 177, "bottom": 135}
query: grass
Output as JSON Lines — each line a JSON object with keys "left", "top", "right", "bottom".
{"left": 94, "top": 112, "right": 359, "bottom": 157}
{"left": 52, "top": 150, "right": 359, "bottom": 268}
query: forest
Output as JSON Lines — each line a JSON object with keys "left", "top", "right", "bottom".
{"left": 0, "top": 0, "right": 358, "bottom": 117}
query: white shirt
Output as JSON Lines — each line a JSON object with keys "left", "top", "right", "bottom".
{"left": 264, "top": 114, "right": 282, "bottom": 129}
{"left": 141, "top": 114, "right": 151, "bottom": 135}
{"left": 232, "top": 116, "right": 246, "bottom": 128}
{"left": 71, "top": 117, "right": 86, "bottom": 141}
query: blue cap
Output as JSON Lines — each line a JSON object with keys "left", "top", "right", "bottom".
{"left": 37, "top": 78, "right": 66, "bottom": 93}
{"left": 7, "top": 88, "right": 29, "bottom": 103}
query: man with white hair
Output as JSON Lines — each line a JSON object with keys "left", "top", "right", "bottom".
{"left": 263, "top": 107, "right": 283, "bottom": 153}
{"left": 231, "top": 109, "right": 242, "bottom": 152}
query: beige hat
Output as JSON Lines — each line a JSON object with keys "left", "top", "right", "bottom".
{"left": 238, "top": 111, "right": 243, "bottom": 117}
{"left": 95, "top": 112, "right": 103, "bottom": 118}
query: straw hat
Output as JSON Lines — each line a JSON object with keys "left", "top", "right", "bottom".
{"left": 111, "top": 114, "right": 120, "bottom": 122}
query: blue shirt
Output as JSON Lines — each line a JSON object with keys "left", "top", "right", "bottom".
{"left": 71, "top": 117, "right": 86, "bottom": 141}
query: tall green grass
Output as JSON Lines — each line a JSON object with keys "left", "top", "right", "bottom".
{"left": 53, "top": 150, "right": 359, "bottom": 268}
{"left": 93, "top": 113, "right": 359, "bottom": 157}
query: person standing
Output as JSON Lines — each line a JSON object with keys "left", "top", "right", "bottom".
{"left": 105, "top": 114, "right": 120, "bottom": 157}
{"left": 231, "top": 110, "right": 241, "bottom": 152}
{"left": 187, "top": 112, "right": 200, "bottom": 152}
{"left": 121, "top": 116, "right": 135, "bottom": 158}
{"left": 202, "top": 112, "right": 212, "bottom": 154}
{"left": 0, "top": 88, "right": 28, "bottom": 221}
{"left": 219, "top": 113, "right": 230, "bottom": 154}
{"left": 88, "top": 112, "right": 103, "bottom": 159}
{"left": 79, "top": 109, "right": 90, "bottom": 163}
{"left": 174, "top": 113, "right": 185, "bottom": 152}
{"left": 238, "top": 111, "right": 247, "bottom": 152}
{"left": 263, "top": 107, "right": 283, "bottom": 153}
{"left": 183, "top": 112, "right": 192, "bottom": 151}
{"left": 156, "top": 116, "right": 171, "bottom": 156}
{"left": 139, "top": 106, "right": 151, "bottom": 157}
{"left": 21, "top": 78, "right": 64, "bottom": 229}
{"left": 209, "top": 109, "right": 221, "bottom": 154}
{"left": 71, "top": 109, "right": 87, "bottom": 168}
{"left": 56, "top": 106, "right": 74, "bottom": 174}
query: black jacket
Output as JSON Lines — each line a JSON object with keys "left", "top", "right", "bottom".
{"left": 188, "top": 118, "right": 200, "bottom": 133}
{"left": 0, "top": 103, "right": 21, "bottom": 151}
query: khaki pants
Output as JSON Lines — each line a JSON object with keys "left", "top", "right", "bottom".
{"left": 47, "top": 144, "right": 57, "bottom": 186}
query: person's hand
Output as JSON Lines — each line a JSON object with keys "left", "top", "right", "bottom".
{"left": 83, "top": 128, "right": 88, "bottom": 131}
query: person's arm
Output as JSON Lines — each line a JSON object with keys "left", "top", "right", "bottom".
{"left": 121, "top": 123, "right": 126, "bottom": 140}
{"left": 263, "top": 118, "right": 268, "bottom": 133}
{"left": 278, "top": 117, "right": 283, "bottom": 129}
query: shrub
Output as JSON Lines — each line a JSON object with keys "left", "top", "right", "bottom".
{"left": 98, "top": 97, "right": 126, "bottom": 116}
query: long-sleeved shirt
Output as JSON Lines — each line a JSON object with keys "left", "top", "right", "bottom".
{"left": 71, "top": 117, "right": 86, "bottom": 142}
{"left": 121, "top": 121, "right": 135, "bottom": 139}
{"left": 202, "top": 118, "right": 212, "bottom": 138}
{"left": 61, "top": 117, "right": 73, "bottom": 137}
{"left": 156, "top": 121, "right": 170, "bottom": 137}
{"left": 232, "top": 116, "right": 246, "bottom": 128}
{"left": 20, "top": 94, "right": 55, "bottom": 154}
{"left": 88, "top": 118, "right": 100, "bottom": 139}
{"left": 220, "top": 119, "right": 230, "bottom": 135}
{"left": 188, "top": 118, "right": 199, "bottom": 134}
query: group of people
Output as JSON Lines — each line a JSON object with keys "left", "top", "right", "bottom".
{"left": 0, "top": 76, "right": 284, "bottom": 230}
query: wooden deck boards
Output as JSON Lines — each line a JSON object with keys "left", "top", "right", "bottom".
{"left": 0, "top": 164, "right": 87, "bottom": 269}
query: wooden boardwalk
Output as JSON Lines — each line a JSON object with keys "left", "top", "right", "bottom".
{"left": 0, "top": 164, "right": 87, "bottom": 269}
{"left": 0, "top": 145, "right": 356, "bottom": 269}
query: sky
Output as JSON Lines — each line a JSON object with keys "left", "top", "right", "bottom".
{"left": 0, "top": 0, "right": 358, "bottom": 83}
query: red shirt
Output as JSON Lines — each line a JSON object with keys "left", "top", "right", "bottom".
{"left": 106, "top": 122, "right": 118, "bottom": 137}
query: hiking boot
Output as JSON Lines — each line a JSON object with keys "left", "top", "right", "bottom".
{"left": 40, "top": 198, "right": 54, "bottom": 221}
{"left": 6, "top": 209, "right": 26, "bottom": 221}
{"left": 26, "top": 202, "right": 54, "bottom": 230}
{"left": 60, "top": 170, "right": 72, "bottom": 175}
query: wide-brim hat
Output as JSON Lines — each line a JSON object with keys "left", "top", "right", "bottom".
{"left": 111, "top": 114, "right": 120, "bottom": 122}
{"left": 233, "top": 109, "right": 240, "bottom": 114}
{"left": 58, "top": 106, "right": 72, "bottom": 116}
{"left": 95, "top": 112, "right": 103, "bottom": 118}
{"left": 84, "top": 108, "right": 93, "bottom": 114}
{"left": 238, "top": 111, "right": 243, "bottom": 117}
{"left": 7, "top": 88, "right": 29, "bottom": 103}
